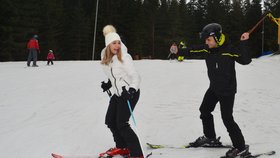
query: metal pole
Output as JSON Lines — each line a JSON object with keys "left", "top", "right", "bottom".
{"left": 261, "top": 21, "right": 264, "bottom": 55}
{"left": 92, "top": 0, "right": 99, "bottom": 60}
{"left": 276, "top": 18, "right": 280, "bottom": 54}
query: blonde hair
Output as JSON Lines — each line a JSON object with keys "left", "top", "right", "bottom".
{"left": 101, "top": 45, "right": 123, "bottom": 65}
{"left": 103, "top": 25, "right": 116, "bottom": 36}
{"left": 101, "top": 25, "right": 123, "bottom": 65}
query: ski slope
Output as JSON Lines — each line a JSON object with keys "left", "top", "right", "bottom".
{"left": 0, "top": 56, "right": 279, "bottom": 158}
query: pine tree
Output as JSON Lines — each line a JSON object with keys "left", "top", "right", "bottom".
{"left": 205, "top": 0, "right": 227, "bottom": 25}
{"left": 117, "top": 0, "right": 139, "bottom": 57}
{"left": 154, "top": 0, "right": 170, "bottom": 59}
{"left": 186, "top": 0, "right": 203, "bottom": 44}
{"left": 179, "top": 0, "right": 195, "bottom": 45}
{"left": 130, "top": 0, "right": 147, "bottom": 59}
{"left": 40, "top": 0, "right": 64, "bottom": 60}
{"left": 142, "top": 0, "right": 159, "bottom": 58}
{"left": 245, "top": 0, "right": 263, "bottom": 57}
{"left": 168, "top": 0, "right": 180, "bottom": 40}
{"left": 61, "top": 0, "right": 91, "bottom": 60}
{"left": 228, "top": 0, "right": 246, "bottom": 43}
{"left": 4, "top": 0, "right": 44, "bottom": 61}
{"left": 264, "top": 0, "right": 280, "bottom": 52}
{"left": 0, "top": 0, "right": 16, "bottom": 61}
{"left": 0, "top": 0, "right": 278, "bottom": 60}
{"left": 194, "top": 0, "right": 207, "bottom": 32}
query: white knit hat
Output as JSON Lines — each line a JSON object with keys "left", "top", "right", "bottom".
{"left": 105, "top": 32, "right": 121, "bottom": 47}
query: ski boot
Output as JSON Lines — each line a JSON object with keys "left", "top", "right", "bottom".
{"left": 99, "top": 147, "right": 130, "bottom": 158}
{"left": 189, "top": 136, "right": 223, "bottom": 147}
{"left": 221, "top": 145, "right": 251, "bottom": 158}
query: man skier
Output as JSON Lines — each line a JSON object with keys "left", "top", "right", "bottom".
{"left": 179, "top": 23, "right": 252, "bottom": 158}
{"left": 27, "top": 34, "right": 40, "bottom": 67}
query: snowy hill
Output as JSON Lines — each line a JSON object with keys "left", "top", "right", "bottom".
{"left": 0, "top": 56, "right": 280, "bottom": 158}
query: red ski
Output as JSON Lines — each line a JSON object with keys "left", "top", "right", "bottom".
{"left": 51, "top": 153, "right": 99, "bottom": 158}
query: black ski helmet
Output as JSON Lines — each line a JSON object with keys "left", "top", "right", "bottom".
{"left": 200, "top": 23, "right": 222, "bottom": 40}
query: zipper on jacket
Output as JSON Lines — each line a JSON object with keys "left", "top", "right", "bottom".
{"left": 122, "top": 78, "right": 130, "bottom": 86}
{"left": 111, "top": 67, "right": 120, "bottom": 96}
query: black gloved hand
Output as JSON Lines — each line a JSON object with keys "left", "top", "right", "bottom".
{"left": 121, "top": 86, "right": 136, "bottom": 100}
{"left": 101, "top": 79, "right": 112, "bottom": 92}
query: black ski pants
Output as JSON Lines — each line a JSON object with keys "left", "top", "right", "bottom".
{"left": 105, "top": 90, "right": 143, "bottom": 157}
{"left": 169, "top": 53, "right": 177, "bottom": 60}
{"left": 47, "top": 59, "right": 54, "bottom": 65}
{"left": 199, "top": 88, "right": 245, "bottom": 150}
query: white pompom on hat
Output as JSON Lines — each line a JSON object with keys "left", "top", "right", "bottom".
{"left": 105, "top": 32, "right": 121, "bottom": 47}
{"left": 103, "top": 25, "right": 116, "bottom": 36}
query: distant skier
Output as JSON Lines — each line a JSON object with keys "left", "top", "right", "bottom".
{"left": 26, "top": 34, "right": 40, "bottom": 67}
{"left": 47, "top": 50, "right": 55, "bottom": 65}
{"left": 177, "top": 41, "right": 187, "bottom": 61}
{"left": 99, "top": 25, "right": 143, "bottom": 158}
{"left": 179, "top": 23, "right": 252, "bottom": 158}
{"left": 168, "top": 42, "right": 178, "bottom": 60}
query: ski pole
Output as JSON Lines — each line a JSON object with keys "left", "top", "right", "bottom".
{"left": 126, "top": 99, "right": 146, "bottom": 158}
{"left": 126, "top": 99, "right": 137, "bottom": 127}
{"left": 248, "top": 12, "right": 270, "bottom": 34}
{"left": 121, "top": 87, "right": 146, "bottom": 157}
{"left": 106, "top": 90, "right": 112, "bottom": 97}
{"left": 167, "top": 52, "right": 171, "bottom": 59}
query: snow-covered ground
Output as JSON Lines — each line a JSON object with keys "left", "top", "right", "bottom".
{"left": 0, "top": 56, "right": 279, "bottom": 158}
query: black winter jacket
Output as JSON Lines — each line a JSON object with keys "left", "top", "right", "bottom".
{"left": 185, "top": 39, "right": 252, "bottom": 96}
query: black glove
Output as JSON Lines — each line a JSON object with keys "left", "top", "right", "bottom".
{"left": 101, "top": 79, "right": 112, "bottom": 92}
{"left": 121, "top": 86, "right": 136, "bottom": 100}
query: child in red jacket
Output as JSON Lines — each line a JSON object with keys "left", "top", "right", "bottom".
{"left": 47, "top": 50, "right": 55, "bottom": 65}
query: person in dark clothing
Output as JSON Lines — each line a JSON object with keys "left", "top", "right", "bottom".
{"left": 179, "top": 23, "right": 252, "bottom": 158}
{"left": 177, "top": 41, "right": 187, "bottom": 61}
{"left": 27, "top": 34, "right": 40, "bottom": 67}
{"left": 99, "top": 25, "right": 143, "bottom": 158}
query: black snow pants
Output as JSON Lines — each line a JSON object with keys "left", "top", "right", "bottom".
{"left": 105, "top": 90, "right": 143, "bottom": 157}
{"left": 199, "top": 88, "right": 245, "bottom": 150}
{"left": 47, "top": 59, "right": 54, "bottom": 65}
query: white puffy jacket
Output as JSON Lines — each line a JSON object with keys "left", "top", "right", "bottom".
{"left": 101, "top": 43, "right": 141, "bottom": 96}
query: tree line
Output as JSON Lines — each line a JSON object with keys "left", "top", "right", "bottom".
{"left": 0, "top": 0, "right": 279, "bottom": 61}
